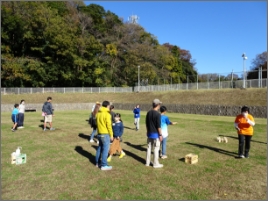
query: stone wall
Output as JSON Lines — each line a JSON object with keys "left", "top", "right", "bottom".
{"left": 1, "top": 103, "right": 266, "bottom": 118}
{"left": 113, "top": 103, "right": 267, "bottom": 118}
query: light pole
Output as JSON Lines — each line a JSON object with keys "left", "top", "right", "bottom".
{"left": 242, "top": 53, "right": 247, "bottom": 88}
{"left": 138, "top": 65, "right": 140, "bottom": 92}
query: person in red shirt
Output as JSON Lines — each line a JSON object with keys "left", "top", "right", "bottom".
{"left": 234, "top": 106, "right": 255, "bottom": 158}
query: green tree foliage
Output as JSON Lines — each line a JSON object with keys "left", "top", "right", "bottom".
{"left": 1, "top": 1, "right": 199, "bottom": 87}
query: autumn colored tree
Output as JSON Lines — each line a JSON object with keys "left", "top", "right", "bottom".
{"left": 1, "top": 1, "right": 199, "bottom": 87}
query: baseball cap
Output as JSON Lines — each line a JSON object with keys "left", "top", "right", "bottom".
{"left": 153, "top": 99, "right": 162, "bottom": 105}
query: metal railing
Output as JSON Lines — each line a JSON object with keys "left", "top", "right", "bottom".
{"left": 1, "top": 78, "right": 266, "bottom": 95}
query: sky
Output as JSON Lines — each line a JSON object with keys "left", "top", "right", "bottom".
{"left": 84, "top": 1, "right": 267, "bottom": 75}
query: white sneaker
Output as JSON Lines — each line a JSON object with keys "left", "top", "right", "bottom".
{"left": 101, "top": 166, "right": 112, "bottom": 171}
{"left": 89, "top": 140, "right": 94, "bottom": 143}
{"left": 17, "top": 126, "right": 24, "bottom": 129}
{"left": 161, "top": 155, "right": 168, "bottom": 159}
{"left": 239, "top": 155, "right": 245, "bottom": 158}
{"left": 153, "top": 164, "right": 163, "bottom": 168}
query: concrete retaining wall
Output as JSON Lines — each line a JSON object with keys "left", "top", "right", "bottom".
{"left": 113, "top": 103, "right": 267, "bottom": 118}
{"left": 1, "top": 103, "right": 266, "bottom": 118}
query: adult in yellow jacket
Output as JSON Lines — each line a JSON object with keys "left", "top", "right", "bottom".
{"left": 95, "top": 101, "right": 114, "bottom": 170}
{"left": 234, "top": 106, "right": 255, "bottom": 158}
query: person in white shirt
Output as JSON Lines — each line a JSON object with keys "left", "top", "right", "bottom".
{"left": 17, "top": 100, "right": 25, "bottom": 129}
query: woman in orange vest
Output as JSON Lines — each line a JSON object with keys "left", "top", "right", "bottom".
{"left": 234, "top": 106, "right": 255, "bottom": 158}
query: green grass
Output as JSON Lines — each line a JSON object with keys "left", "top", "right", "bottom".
{"left": 1, "top": 110, "right": 267, "bottom": 200}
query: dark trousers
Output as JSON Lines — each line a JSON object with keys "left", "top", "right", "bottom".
{"left": 238, "top": 134, "right": 252, "bottom": 157}
{"left": 17, "top": 113, "right": 24, "bottom": 127}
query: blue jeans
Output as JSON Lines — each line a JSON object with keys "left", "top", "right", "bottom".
{"left": 17, "top": 113, "right": 24, "bottom": 127}
{"left": 96, "top": 134, "right": 110, "bottom": 167}
{"left": 89, "top": 129, "right": 97, "bottom": 141}
{"left": 161, "top": 137, "right": 168, "bottom": 155}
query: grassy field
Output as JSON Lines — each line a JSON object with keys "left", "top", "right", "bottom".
{"left": 1, "top": 88, "right": 267, "bottom": 106}
{"left": 1, "top": 110, "right": 267, "bottom": 200}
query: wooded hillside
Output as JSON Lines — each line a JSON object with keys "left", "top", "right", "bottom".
{"left": 1, "top": 1, "right": 197, "bottom": 87}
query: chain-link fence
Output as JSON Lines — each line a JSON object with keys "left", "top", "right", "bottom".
{"left": 1, "top": 69, "right": 267, "bottom": 94}
{"left": 1, "top": 78, "right": 266, "bottom": 95}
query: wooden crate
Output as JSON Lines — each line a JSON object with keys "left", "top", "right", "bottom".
{"left": 185, "top": 153, "right": 198, "bottom": 164}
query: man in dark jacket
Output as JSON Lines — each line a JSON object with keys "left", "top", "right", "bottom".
{"left": 42, "top": 97, "right": 55, "bottom": 131}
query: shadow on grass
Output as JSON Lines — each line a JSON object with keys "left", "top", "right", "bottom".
{"left": 178, "top": 158, "right": 185, "bottom": 163}
{"left": 124, "top": 126, "right": 136, "bottom": 130}
{"left": 78, "top": 133, "right": 90, "bottom": 140}
{"left": 91, "top": 145, "right": 99, "bottom": 151}
{"left": 38, "top": 124, "right": 49, "bottom": 129}
{"left": 40, "top": 119, "right": 44, "bottom": 123}
{"left": 185, "top": 142, "right": 237, "bottom": 158}
{"left": 74, "top": 146, "right": 95, "bottom": 165}
{"left": 123, "top": 149, "right": 146, "bottom": 165}
{"left": 124, "top": 141, "right": 147, "bottom": 152}
{"left": 219, "top": 135, "right": 267, "bottom": 145}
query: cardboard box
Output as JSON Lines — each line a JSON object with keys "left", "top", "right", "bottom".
{"left": 16, "top": 153, "right": 27, "bottom": 165}
{"left": 185, "top": 153, "right": 198, "bottom": 164}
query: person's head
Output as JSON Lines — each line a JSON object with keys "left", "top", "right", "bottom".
{"left": 14, "top": 103, "right": 19, "bottom": 108}
{"left": 160, "top": 106, "right": 167, "bottom": 114}
{"left": 114, "top": 113, "right": 122, "bottom": 122}
{"left": 136, "top": 104, "right": 140, "bottom": 108}
{"left": 110, "top": 105, "right": 114, "bottom": 111}
{"left": 241, "top": 106, "right": 250, "bottom": 115}
{"left": 47, "top": 97, "right": 52, "bottom": 102}
{"left": 96, "top": 101, "right": 101, "bottom": 106}
{"left": 20, "top": 100, "right": 25, "bottom": 104}
{"left": 102, "top": 101, "right": 110, "bottom": 109}
{"left": 152, "top": 99, "right": 162, "bottom": 110}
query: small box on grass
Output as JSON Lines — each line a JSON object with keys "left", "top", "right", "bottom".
{"left": 185, "top": 153, "right": 198, "bottom": 164}
{"left": 16, "top": 153, "right": 27, "bottom": 165}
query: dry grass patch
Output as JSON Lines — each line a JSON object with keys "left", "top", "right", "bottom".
{"left": 1, "top": 88, "right": 266, "bottom": 106}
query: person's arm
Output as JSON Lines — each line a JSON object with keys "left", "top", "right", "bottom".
{"left": 246, "top": 115, "right": 255, "bottom": 126}
{"left": 106, "top": 114, "right": 114, "bottom": 140}
{"left": 157, "top": 114, "right": 163, "bottom": 141}
{"left": 145, "top": 114, "right": 148, "bottom": 136}
{"left": 234, "top": 116, "right": 240, "bottom": 131}
{"left": 50, "top": 103, "right": 54, "bottom": 115}
{"left": 43, "top": 103, "right": 48, "bottom": 115}
{"left": 166, "top": 117, "right": 176, "bottom": 125}
{"left": 118, "top": 122, "right": 124, "bottom": 137}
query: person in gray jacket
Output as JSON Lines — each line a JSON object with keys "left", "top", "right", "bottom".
{"left": 42, "top": 97, "right": 55, "bottom": 131}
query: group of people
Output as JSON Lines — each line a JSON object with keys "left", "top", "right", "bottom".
{"left": 10, "top": 96, "right": 256, "bottom": 169}
{"left": 88, "top": 101, "right": 125, "bottom": 170}
{"left": 11, "top": 100, "right": 25, "bottom": 131}
{"left": 88, "top": 99, "right": 256, "bottom": 170}
{"left": 11, "top": 96, "right": 56, "bottom": 132}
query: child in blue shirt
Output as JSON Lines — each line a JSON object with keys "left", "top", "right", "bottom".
{"left": 11, "top": 104, "right": 19, "bottom": 132}
{"left": 160, "top": 106, "right": 177, "bottom": 159}
{"left": 133, "top": 104, "right": 140, "bottom": 131}
{"left": 107, "top": 113, "right": 125, "bottom": 161}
